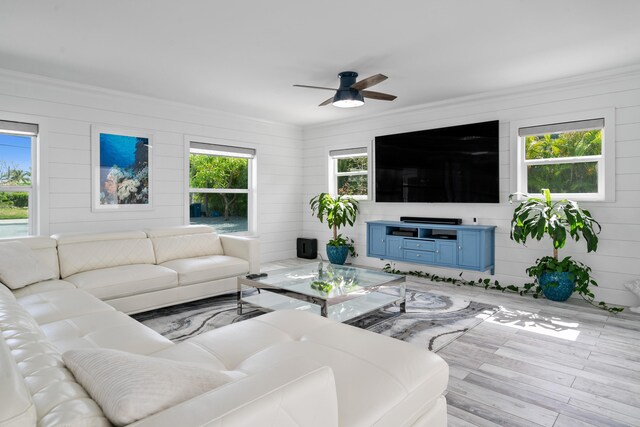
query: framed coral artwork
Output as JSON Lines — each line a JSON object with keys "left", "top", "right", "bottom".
{"left": 91, "top": 125, "right": 153, "bottom": 211}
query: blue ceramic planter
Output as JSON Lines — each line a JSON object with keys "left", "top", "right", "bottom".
{"left": 538, "top": 271, "right": 575, "bottom": 301}
{"left": 326, "top": 244, "right": 349, "bottom": 265}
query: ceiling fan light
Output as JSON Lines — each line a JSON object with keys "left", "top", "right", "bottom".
{"left": 333, "top": 99, "right": 365, "bottom": 108}
{"left": 332, "top": 89, "right": 364, "bottom": 108}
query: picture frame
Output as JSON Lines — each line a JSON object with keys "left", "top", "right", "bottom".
{"left": 91, "top": 125, "right": 153, "bottom": 212}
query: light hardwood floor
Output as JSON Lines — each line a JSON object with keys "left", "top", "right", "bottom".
{"left": 263, "top": 259, "right": 640, "bottom": 427}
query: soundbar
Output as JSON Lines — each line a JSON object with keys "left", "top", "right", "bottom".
{"left": 400, "top": 216, "right": 462, "bottom": 225}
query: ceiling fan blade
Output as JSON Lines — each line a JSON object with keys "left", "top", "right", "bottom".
{"left": 319, "top": 97, "right": 334, "bottom": 106}
{"left": 293, "top": 84, "right": 337, "bottom": 91}
{"left": 351, "top": 74, "right": 388, "bottom": 90}
{"left": 360, "top": 90, "right": 397, "bottom": 101}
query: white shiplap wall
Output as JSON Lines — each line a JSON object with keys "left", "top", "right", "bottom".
{"left": 302, "top": 68, "right": 640, "bottom": 306}
{"left": 0, "top": 70, "right": 303, "bottom": 263}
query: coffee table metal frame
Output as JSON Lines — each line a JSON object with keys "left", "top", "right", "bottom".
{"left": 237, "top": 264, "right": 406, "bottom": 322}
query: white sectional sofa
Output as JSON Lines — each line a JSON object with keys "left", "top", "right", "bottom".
{"left": 0, "top": 227, "right": 449, "bottom": 427}
{"left": 10, "top": 225, "right": 259, "bottom": 314}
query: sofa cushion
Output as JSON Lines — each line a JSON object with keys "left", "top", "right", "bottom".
{"left": 63, "top": 348, "right": 232, "bottom": 426}
{"left": 266, "top": 313, "right": 449, "bottom": 427}
{"left": 252, "top": 312, "right": 449, "bottom": 427}
{"left": 40, "top": 310, "right": 173, "bottom": 355}
{"left": 64, "top": 264, "right": 178, "bottom": 300}
{"left": 0, "top": 240, "right": 56, "bottom": 289}
{"left": 162, "top": 310, "right": 449, "bottom": 427}
{"left": 160, "top": 255, "right": 248, "bottom": 286}
{"left": 16, "top": 288, "right": 115, "bottom": 325}
{"left": 54, "top": 231, "right": 156, "bottom": 278}
{"left": 151, "top": 231, "right": 224, "bottom": 264}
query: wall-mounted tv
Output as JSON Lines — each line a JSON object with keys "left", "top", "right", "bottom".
{"left": 375, "top": 120, "right": 499, "bottom": 203}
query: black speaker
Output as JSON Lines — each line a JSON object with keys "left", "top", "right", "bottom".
{"left": 400, "top": 216, "right": 462, "bottom": 225}
{"left": 297, "top": 238, "right": 317, "bottom": 259}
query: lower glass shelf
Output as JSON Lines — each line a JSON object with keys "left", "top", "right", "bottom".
{"left": 241, "top": 290, "right": 402, "bottom": 323}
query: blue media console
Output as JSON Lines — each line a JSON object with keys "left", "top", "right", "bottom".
{"left": 366, "top": 220, "right": 496, "bottom": 274}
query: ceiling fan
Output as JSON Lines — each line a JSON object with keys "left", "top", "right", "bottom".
{"left": 294, "top": 71, "right": 397, "bottom": 108}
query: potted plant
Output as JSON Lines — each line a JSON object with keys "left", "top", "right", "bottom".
{"left": 510, "top": 188, "right": 601, "bottom": 302}
{"left": 309, "top": 192, "right": 359, "bottom": 265}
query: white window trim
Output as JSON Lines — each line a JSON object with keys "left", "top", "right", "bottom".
{"left": 510, "top": 108, "right": 615, "bottom": 202}
{"left": 0, "top": 121, "right": 39, "bottom": 236}
{"left": 327, "top": 143, "right": 371, "bottom": 200}
{"left": 183, "top": 136, "right": 257, "bottom": 236}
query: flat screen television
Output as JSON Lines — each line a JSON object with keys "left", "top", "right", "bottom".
{"left": 374, "top": 120, "right": 499, "bottom": 203}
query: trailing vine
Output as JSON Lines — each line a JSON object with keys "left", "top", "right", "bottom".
{"left": 382, "top": 263, "right": 623, "bottom": 313}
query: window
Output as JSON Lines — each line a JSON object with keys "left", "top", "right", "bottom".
{"left": 515, "top": 117, "right": 611, "bottom": 201}
{"left": 329, "top": 147, "right": 368, "bottom": 199}
{"left": 0, "top": 120, "right": 38, "bottom": 238}
{"left": 188, "top": 141, "right": 255, "bottom": 234}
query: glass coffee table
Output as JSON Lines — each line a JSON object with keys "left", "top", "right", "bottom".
{"left": 237, "top": 263, "right": 406, "bottom": 323}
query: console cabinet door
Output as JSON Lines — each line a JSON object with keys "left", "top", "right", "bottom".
{"left": 458, "top": 231, "right": 480, "bottom": 269}
{"left": 436, "top": 241, "right": 457, "bottom": 266}
{"left": 369, "top": 225, "right": 387, "bottom": 257}
{"left": 386, "top": 236, "right": 404, "bottom": 259}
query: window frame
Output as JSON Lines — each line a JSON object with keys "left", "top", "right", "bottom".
{"left": 510, "top": 108, "right": 615, "bottom": 202}
{"left": 328, "top": 145, "right": 370, "bottom": 200}
{"left": 184, "top": 137, "right": 257, "bottom": 235}
{"left": 0, "top": 120, "right": 38, "bottom": 236}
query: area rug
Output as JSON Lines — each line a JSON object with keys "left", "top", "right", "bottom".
{"left": 132, "top": 288, "right": 499, "bottom": 352}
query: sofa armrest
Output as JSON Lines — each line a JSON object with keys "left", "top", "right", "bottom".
{"left": 129, "top": 359, "right": 338, "bottom": 427}
{"left": 219, "top": 235, "right": 260, "bottom": 274}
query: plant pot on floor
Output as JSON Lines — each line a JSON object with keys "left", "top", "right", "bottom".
{"left": 326, "top": 244, "right": 349, "bottom": 265}
{"left": 538, "top": 271, "right": 575, "bottom": 302}
{"left": 309, "top": 192, "right": 359, "bottom": 266}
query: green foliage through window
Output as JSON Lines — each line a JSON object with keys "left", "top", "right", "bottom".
{"left": 0, "top": 164, "right": 31, "bottom": 186}
{"left": 335, "top": 156, "right": 368, "bottom": 197}
{"left": 337, "top": 157, "right": 367, "bottom": 173}
{"left": 189, "top": 154, "right": 248, "bottom": 224}
{"left": 337, "top": 175, "right": 367, "bottom": 196}
{"left": 527, "top": 162, "right": 598, "bottom": 194}
{"left": 525, "top": 130, "right": 601, "bottom": 160}
{"left": 0, "top": 191, "right": 28, "bottom": 219}
{"left": 524, "top": 129, "right": 602, "bottom": 194}
{"left": 190, "top": 155, "right": 248, "bottom": 190}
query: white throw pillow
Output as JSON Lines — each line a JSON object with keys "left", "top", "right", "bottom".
{"left": 0, "top": 240, "right": 56, "bottom": 289}
{"left": 63, "top": 348, "right": 232, "bottom": 426}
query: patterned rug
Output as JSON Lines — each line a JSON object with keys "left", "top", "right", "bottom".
{"left": 133, "top": 288, "right": 499, "bottom": 352}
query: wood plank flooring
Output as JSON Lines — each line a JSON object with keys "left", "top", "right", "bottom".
{"left": 432, "top": 284, "right": 640, "bottom": 427}
{"left": 262, "top": 259, "right": 640, "bottom": 426}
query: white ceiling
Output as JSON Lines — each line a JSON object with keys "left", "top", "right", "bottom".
{"left": 2, "top": 1, "right": 640, "bottom": 126}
